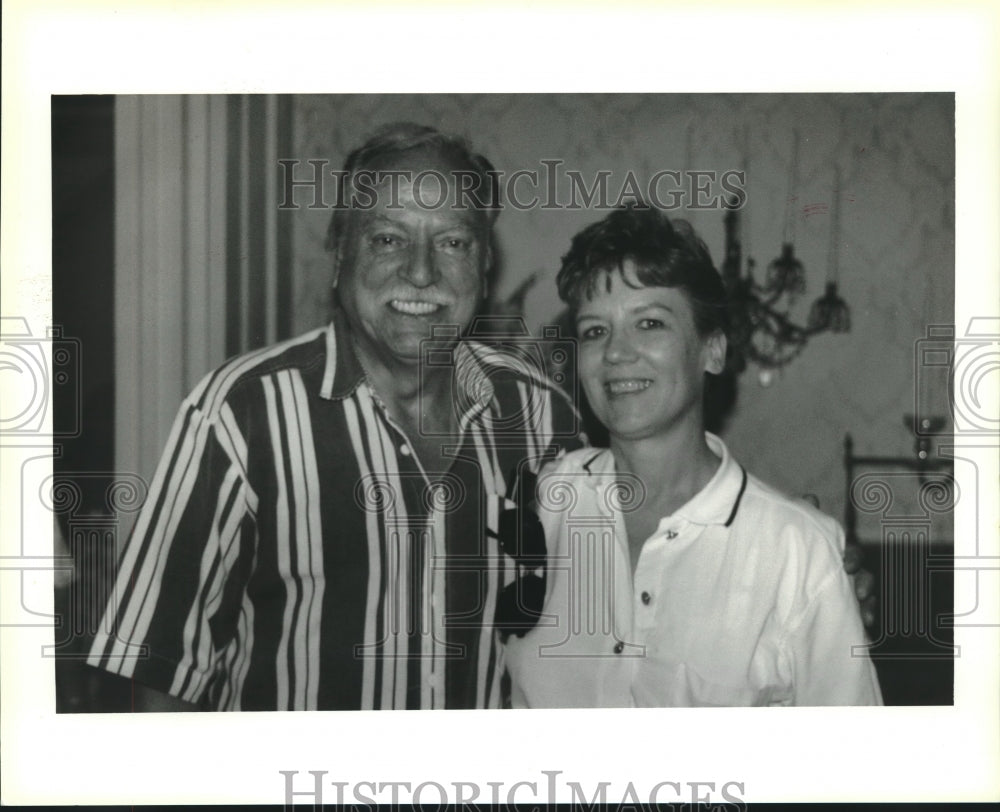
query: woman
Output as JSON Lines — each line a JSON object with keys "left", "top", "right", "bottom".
{"left": 504, "top": 205, "right": 882, "bottom": 707}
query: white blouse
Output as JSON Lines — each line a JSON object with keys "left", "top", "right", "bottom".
{"left": 504, "top": 433, "right": 883, "bottom": 707}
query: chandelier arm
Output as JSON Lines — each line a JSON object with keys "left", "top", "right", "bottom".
{"left": 759, "top": 288, "right": 788, "bottom": 308}
{"left": 754, "top": 305, "right": 814, "bottom": 343}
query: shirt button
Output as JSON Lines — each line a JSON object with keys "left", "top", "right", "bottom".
{"left": 641, "top": 591, "right": 652, "bottom": 605}
{"left": 613, "top": 641, "right": 624, "bottom": 654}
{"left": 400, "top": 444, "right": 411, "bottom": 456}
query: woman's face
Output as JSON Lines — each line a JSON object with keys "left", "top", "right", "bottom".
{"left": 575, "top": 261, "right": 726, "bottom": 444}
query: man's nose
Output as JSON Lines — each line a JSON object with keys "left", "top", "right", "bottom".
{"left": 603, "top": 329, "right": 637, "bottom": 364}
{"left": 401, "top": 240, "right": 439, "bottom": 287}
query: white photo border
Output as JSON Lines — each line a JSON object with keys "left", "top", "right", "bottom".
{"left": 2, "top": 0, "right": 998, "bottom": 805}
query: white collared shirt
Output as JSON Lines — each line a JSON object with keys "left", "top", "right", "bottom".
{"left": 504, "top": 433, "right": 883, "bottom": 707}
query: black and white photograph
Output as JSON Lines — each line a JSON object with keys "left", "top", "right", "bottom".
{"left": 51, "top": 91, "right": 949, "bottom": 714}
{"left": 2, "top": 2, "right": 998, "bottom": 808}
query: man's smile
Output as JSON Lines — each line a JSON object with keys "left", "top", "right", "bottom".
{"left": 389, "top": 299, "right": 445, "bottom": 316}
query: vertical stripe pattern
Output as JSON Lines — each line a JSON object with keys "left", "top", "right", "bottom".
{"left": 89, "top": 320, "right": 582, "bottom": 709}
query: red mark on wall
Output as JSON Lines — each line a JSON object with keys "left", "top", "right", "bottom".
{"left": 802, "top": 203, "right": 830, "bottom": 217}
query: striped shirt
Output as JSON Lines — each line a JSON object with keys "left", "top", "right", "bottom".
{"left": 88, "top": 315, "right": 582, "bottom": 710}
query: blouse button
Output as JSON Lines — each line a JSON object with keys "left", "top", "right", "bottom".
{"left": 641, "top": 591, "right": 652, "bottom": 605}
{"left": 400, "top": 444, "right": 411, "bottom": 456}
{"left": 613, "top": 641, "right": 624, "bottom": 654}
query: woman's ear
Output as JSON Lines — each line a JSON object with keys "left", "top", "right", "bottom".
{"left": 703, "top": 330, "right": 727, "bottom": 375}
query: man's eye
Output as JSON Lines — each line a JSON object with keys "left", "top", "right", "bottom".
{"left": 371, "top": 234, "right": 402, "bottom": 249}
{"left": 638, "top": 318, "right": 665, "bottom": 330}
{"left": 438, "top": 237, "right": 471, "bottom": 253}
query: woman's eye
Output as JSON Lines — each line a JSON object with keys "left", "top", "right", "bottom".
{"left": 579, "top": 325, "right": 606, "bottom": 341}
{"left": 638, "top": 318, "right": 665, "bottom": 330}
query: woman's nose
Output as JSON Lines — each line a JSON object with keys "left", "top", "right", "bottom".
{"left": 603, "top": 329, "right": 637, "bottom": 363}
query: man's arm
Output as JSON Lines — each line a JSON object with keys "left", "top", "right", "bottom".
{"left": 87, "top": 389, "right": 251, "bottom": 710}
{"left": 843, "top": 541, "right": 877, "bottom": 629}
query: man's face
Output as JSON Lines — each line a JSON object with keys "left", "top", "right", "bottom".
{"left": 335, "top": 149, "right": 491, "bottom": 370}
{"left": 575, "top": 262, "right": 725, "bottom": 444}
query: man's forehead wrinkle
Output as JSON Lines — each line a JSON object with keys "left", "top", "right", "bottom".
{"left": 360, "top": 148, "right": 474, "bottom": 184}
{"left": 362, "top": 213, "right": 399, "bottom": 228}
{"left": 357, "top": 207, "right": 483, "bottom": 234}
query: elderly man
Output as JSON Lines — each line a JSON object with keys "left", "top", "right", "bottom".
{"left": 88, "top": 122, "right": 581, "bottom": 710}
{"left": 88, "top": 122, "right": 872, "bottom": 711}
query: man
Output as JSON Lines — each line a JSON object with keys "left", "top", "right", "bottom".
{"left": 88, "top": 122, "right": 872, "bottom": 711}
{"left": 87, "top": 123, "right": 581, "bottom": 710}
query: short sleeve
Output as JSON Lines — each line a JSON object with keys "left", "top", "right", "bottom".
{"left": 87, "top": 395, "right": 256, "bottom": 705}
{"left": 784, "top": 566, "right": 884, "bottom": 706}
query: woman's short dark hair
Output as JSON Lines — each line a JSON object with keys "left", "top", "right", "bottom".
{"left": 556, "top": 203, "right": 730, "bottom": 338}
{"left": 325, "top": 121, "right": 501, "bottom": 257}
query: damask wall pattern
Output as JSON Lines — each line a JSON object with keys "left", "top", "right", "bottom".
{"left": 287, "top": 93, "right": 954, "bottom": 524}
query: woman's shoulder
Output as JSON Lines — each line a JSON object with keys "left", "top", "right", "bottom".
{"left": 740, "top": 472, "right": 844, "bottom": 552}
{"left": 734, "top": 475, "right": 851, "bottom": 619}
{"left": 533, "top": 447, "right": 612, "bottom": 517}
{"left": 539, "top": 446, "right": 611, "bottom": 476}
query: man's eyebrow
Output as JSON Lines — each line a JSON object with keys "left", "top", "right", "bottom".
{"left": 360, "top": 213, "right": 480, "bottom": 232}
{"left": 361, "top": 214, "right": 401, "bottom": 229}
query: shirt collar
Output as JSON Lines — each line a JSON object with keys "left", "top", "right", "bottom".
{"left": 675, "top": 432, "right": 747, "bottom": 527}
{"left": 579, "top": 432, "right": 747, "bottom": 527}
{"left": 320, "top": 314, "right": 365, "bottom": 400}
{"left": 319, "top": 313, "right": 495, "bottom": 421}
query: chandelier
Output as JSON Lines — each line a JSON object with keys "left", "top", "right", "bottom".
{"left": 721, "top": 137, "right": 850, "bottom": 375}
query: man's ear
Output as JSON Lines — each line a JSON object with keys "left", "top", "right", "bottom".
{"left": 330, "top": 212, "right": 356, "bottom": 291}
{"left": 703, "top": 330, "right": 727, "bottom": 375}
{"left": 331, "top": 241, "right": 347, "bottom": 290}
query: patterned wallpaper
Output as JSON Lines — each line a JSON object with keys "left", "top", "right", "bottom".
{"left": 287, "top": 93, "right": 955, "bottom": 526}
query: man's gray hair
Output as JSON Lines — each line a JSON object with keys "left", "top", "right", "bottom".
{"left": 325, "top": 121, "right": 501, "bottom": 257}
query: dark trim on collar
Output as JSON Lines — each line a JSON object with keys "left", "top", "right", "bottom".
{"left": 724, "top": 466, "right": 748, "bottom": 527}
{"left": 582, "top": 452, "right": 603, "bottom": 474}
{"left": 326, "top": 312, "right": 367, "bottom": 401}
